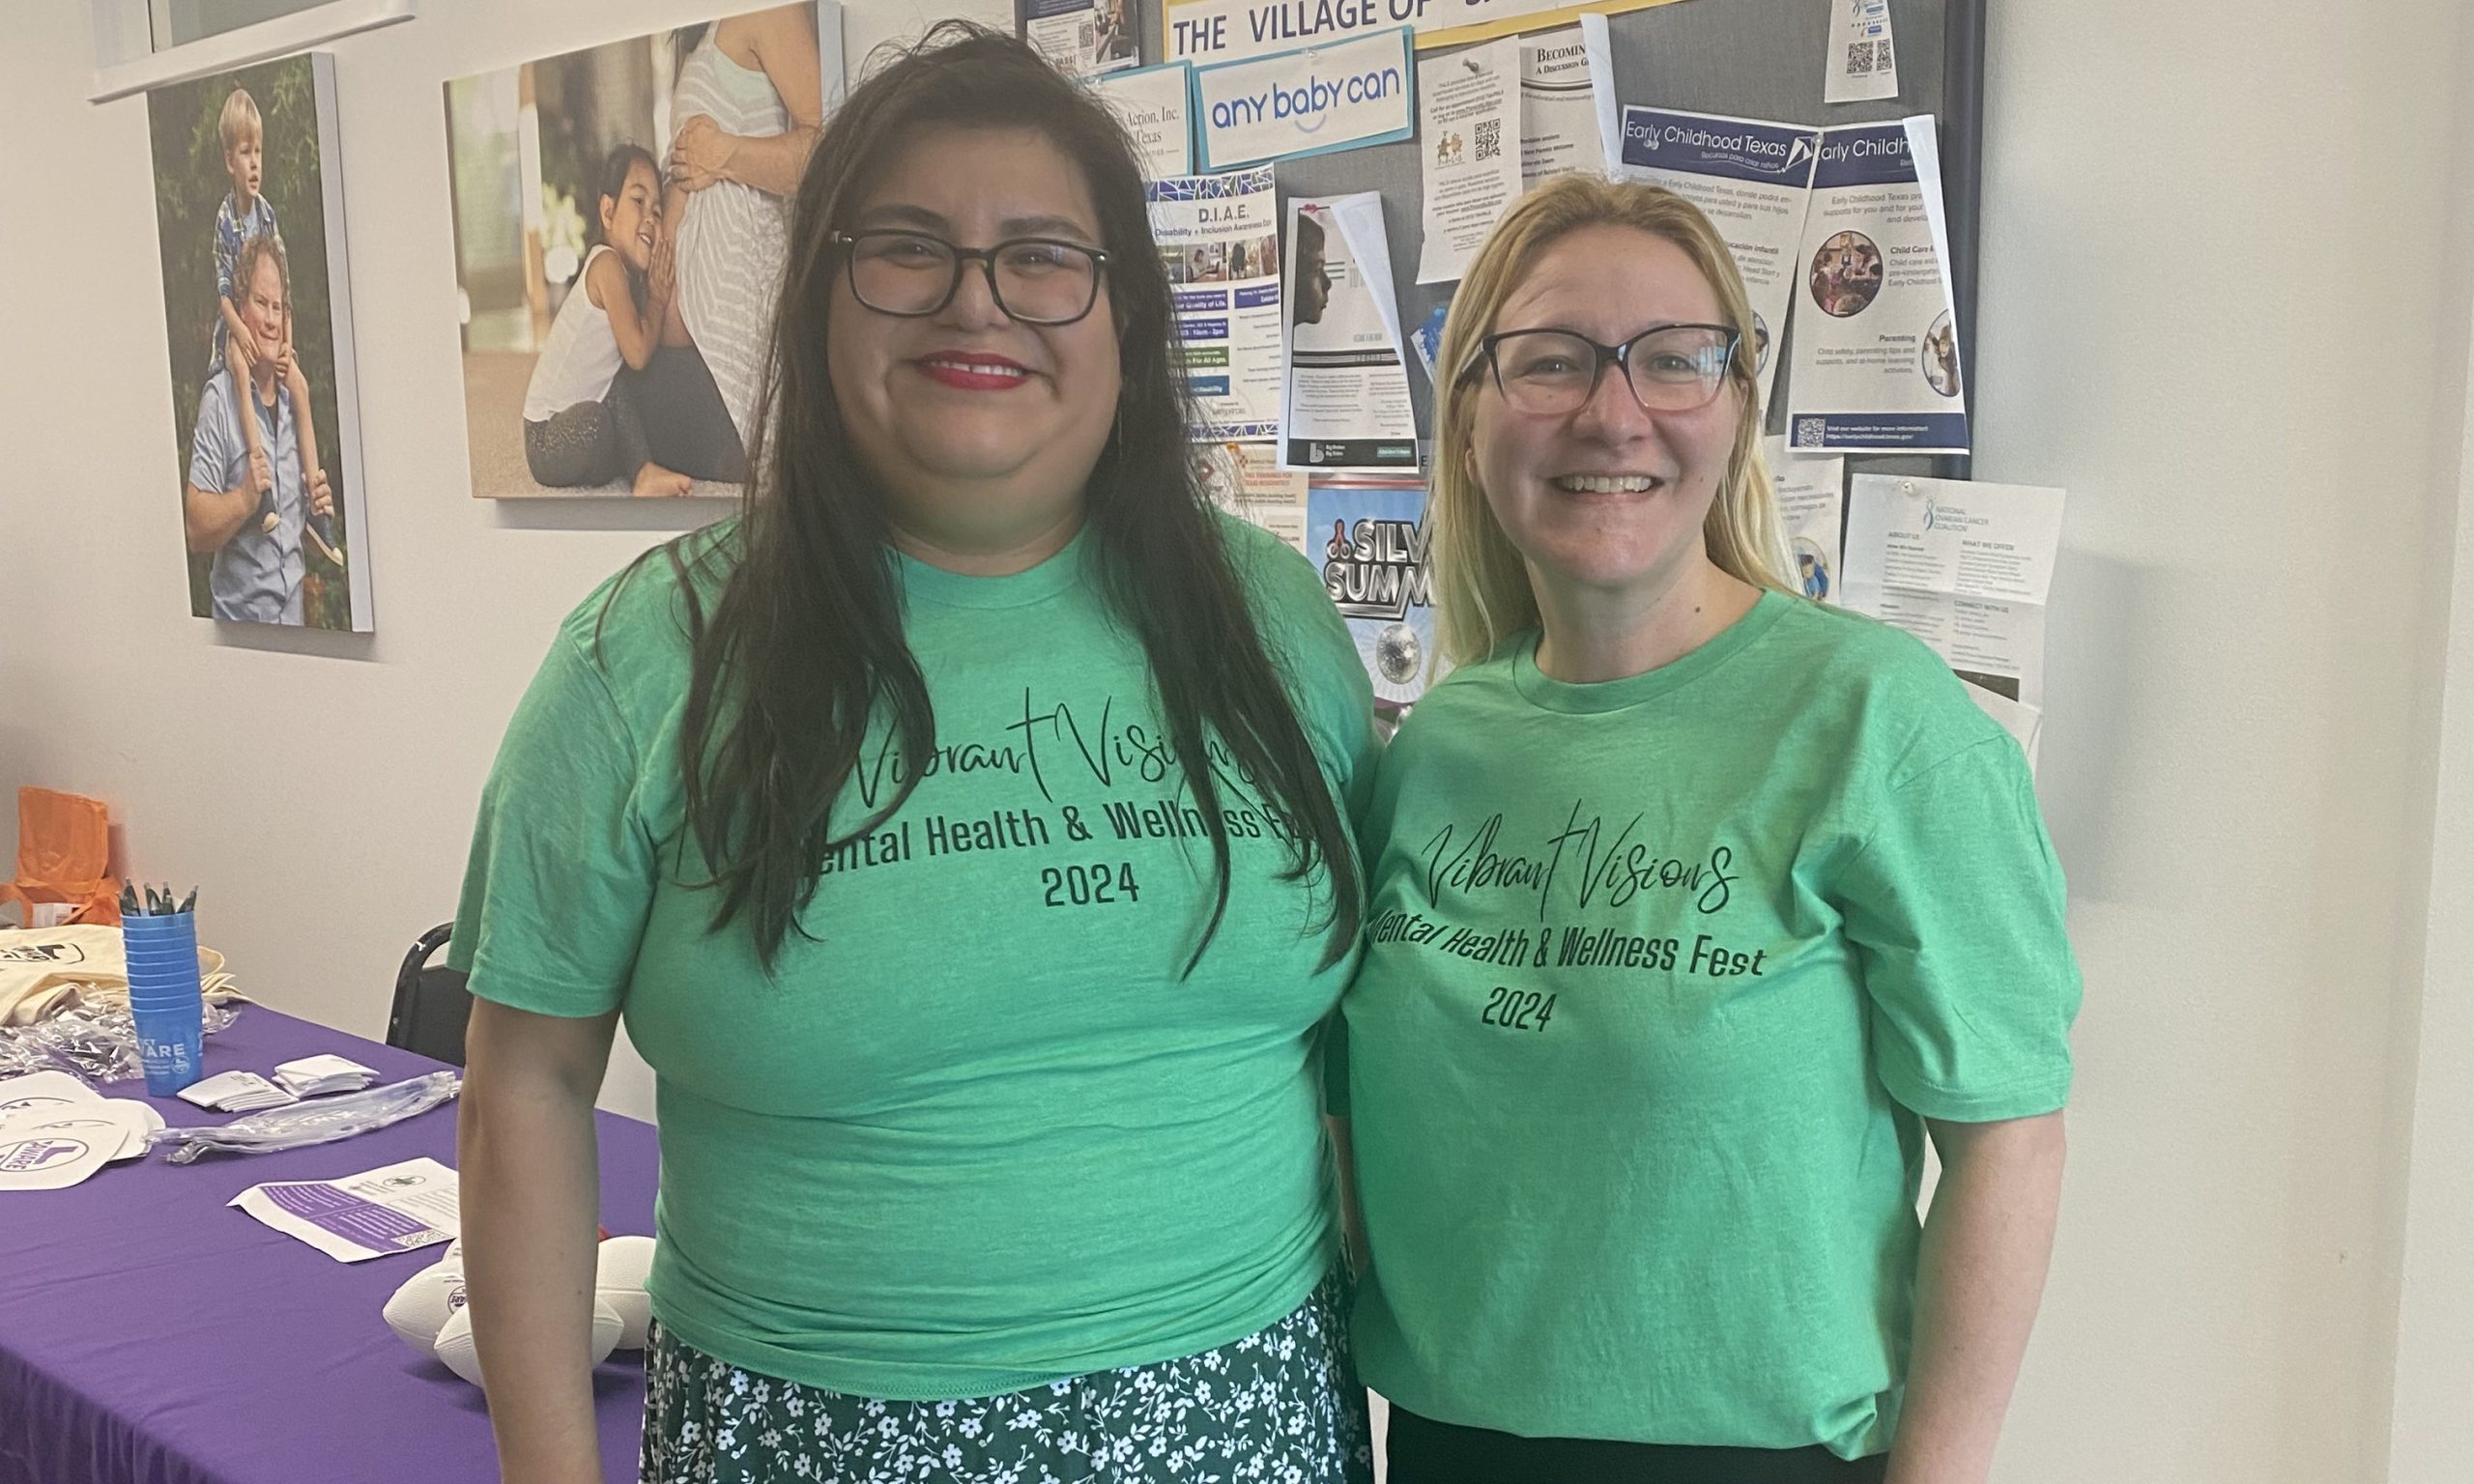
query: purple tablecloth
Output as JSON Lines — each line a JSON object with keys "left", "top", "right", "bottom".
{"left": 0, "top": 1007, "right": 658, "bottom": 1484}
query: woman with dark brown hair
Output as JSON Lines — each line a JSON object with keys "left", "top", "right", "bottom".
{"left": 452, "top": 26, "right": 1374, "bottom": 1484}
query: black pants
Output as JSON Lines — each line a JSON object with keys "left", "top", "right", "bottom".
{"left": 633, "top": 341, "right": 748, "bottom": 484}
{"left": 1386, "top": 1406, "right": 1887, "bottom": 1484}
{"left": 523, "top": 377, "right": 652, "bottom": 489}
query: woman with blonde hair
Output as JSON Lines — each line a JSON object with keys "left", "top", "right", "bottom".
{"left": 1336, "top": 175, "right": 2080, "bottom": 1482}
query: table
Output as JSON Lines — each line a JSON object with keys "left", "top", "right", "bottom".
{"left": 0, "top": 1006, "right": 659, "bottom": 1484}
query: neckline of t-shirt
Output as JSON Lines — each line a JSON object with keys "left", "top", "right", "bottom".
{"left": 1510, "top": 588, "right": 1791, "bottom": 714}
{"left": 893, "top": 527, "right": 1091, "bottom": 610}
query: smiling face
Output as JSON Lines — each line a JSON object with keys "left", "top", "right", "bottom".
{"left": 240, "top": 249, "right": 287, "bottom": 357}
{"left": 825, "top": 126, "right": 1120, "bottom": 559}
{"left": 1465, "top": 223, "right": 1742, "bottom": 607}
{"left": 599, "top": 157, "right": 661, "bottom": 273}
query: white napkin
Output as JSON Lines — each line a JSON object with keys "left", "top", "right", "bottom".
{"left": 177, "top": 1070, "right": 299, "bottom": 1112}
{"left": 273, "top": 1054, "right": 378, "bottom": 1098}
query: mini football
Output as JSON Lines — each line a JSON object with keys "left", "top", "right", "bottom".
{"left": 594, "top": 1235, "right": 656, "bottom": 1350}
{"left": 432, "top": 1294, "right": 623, "bottom": 1386}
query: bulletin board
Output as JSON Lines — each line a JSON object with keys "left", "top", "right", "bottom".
{"left": 1143, "top": 0, "right": 1984, "bottom": 479}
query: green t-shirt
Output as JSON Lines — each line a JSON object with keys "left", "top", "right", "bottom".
{"left": 1340, "top": 591, "right": 2079, "bottom": 1458}
{"left": 449, "top": 513, "right": 1375, "bottom": 1400}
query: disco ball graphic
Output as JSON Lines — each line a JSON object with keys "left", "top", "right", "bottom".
{"left": 1375, "top": 623, "right": 1422, "bottom": 685}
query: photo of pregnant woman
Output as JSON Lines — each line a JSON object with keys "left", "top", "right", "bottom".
{"left": 445, "top": 3, "right": 838, "bottom": 499}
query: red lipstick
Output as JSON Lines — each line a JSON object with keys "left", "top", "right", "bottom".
{"left": 916, "top": 351, "right": 1031, "bottom": 391}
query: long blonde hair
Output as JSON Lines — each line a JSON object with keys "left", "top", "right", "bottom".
{"left": 1430, "top": 176, "right": 1793, "bottom": 667}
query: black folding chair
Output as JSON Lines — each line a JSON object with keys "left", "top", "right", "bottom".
{"left": 386, "top": 922, "right": 474, "bottom": 1068}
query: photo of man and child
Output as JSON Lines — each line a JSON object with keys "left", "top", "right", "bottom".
{"left": 146, "top": 55, "right": 369, "bottom": 630}
{"left": 445, "top": 3, "right": 835, "bottom": 499}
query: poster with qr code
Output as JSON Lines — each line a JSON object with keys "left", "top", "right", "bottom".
{"left": 1018, "top": 0, "right": 1139, "bottom": 79}
{"left": 1417, "top": 38, "right": 1523, "bottom": 285}
{"left": 1785, "top": 119, "right": 1969, "bottom": 453}
{"left": 1826, "top": 0, "right": 1900, "bottom": 104}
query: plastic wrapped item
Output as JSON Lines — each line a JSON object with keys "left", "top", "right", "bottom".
{"left": 0, "top": 1029, "right": 55, "bottom": 1078}
{"left": 11, "top": 1002, "right": 240, "bottom": 1086}
{"left": 148, "top": 1070, "right": 460, "bottom": 1164}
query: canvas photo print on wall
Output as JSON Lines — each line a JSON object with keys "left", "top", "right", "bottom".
{"left": 147, "top": 52, "right": 372, "bottom": 630}
{"left": 444, "top": 3, "right": 843, "bottom": 499}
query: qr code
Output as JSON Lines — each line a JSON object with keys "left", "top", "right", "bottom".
{"left": 1474, "top": 118, "right": 1501, "bottom": 162}
{"left": 1794, "top": 417, "right": 1827, "bottom": 449}
{"left": 1846, "top": 39, "right": 1889, "bottom": 75}
{"left": 1077, "top": 20, "right": 1095, "bottom": 50}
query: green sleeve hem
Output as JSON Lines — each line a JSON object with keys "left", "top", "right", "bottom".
{"left": 462, "top": 955, "right": 625, "bottom": 1020}
{"left": 1877, "top": 1062, "right": 2072, "bottom": 1124}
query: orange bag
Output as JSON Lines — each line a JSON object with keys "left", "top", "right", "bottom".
{"left": 0, "top": 787, "right": 121, "bottom": 928}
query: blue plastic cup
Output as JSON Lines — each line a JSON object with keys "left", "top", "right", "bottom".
{"left": 121, "top": 912, "right": 197, "bottom": 951}
{"left": 123, "top": 914, "right": 206, "bottom": 1095}
{"left": 130, "top": 996, "right": 205, "bottom": 1095}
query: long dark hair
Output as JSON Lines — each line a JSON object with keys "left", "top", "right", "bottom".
{"left": 590, "top": 144, "right": 656, "bottom": 248}
{"left": 647, "top": 23, "right": 1361, "bottom": 976}
{"left": 588, "top": 143, "right": 656, "bottom": 310}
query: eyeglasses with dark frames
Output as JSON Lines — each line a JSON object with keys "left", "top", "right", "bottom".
{"left": 830, "top": 229, "right": 1110, "bottom": 327}
{"left": 1459, "top": 324, "right": 1741, "bottom": 415}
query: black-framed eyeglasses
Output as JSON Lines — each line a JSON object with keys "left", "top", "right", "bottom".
{"left": 830, "top": 229, "right": 1110, "bottom": 326}
{"left": 1460, "top": 324, "right": 1740, "bottom": 415}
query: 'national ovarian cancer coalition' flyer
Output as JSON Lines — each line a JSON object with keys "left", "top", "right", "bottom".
{"left": 1841, "top": 473, "right": 2064, "bottom": 762}
{"left": 1282, "top": 192, "right": 1418, "bottom": 471}
{"left": 1785, "top": 119, "right": 1969, "bottom": 454}
{"left": 1150, "top": 164, "right": 1284, "bottom": 441}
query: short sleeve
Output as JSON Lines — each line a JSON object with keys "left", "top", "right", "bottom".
{"left": 1839, "top": 735, "right": 2081, "bottom": 1122}
{"left": 446, "top": 631, "right": 659, "bottom": 1017}
{"left": 1223, "top": 518, "right": 1380, "bottom": 811}
{"left": 187, "top": 381, "right": 234, "bottom": 493}
{"left": 215, "top": 216, "right": 239, "bottom": 302}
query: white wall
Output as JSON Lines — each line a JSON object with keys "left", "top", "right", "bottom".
{"left": 1973, "top": 1, "right": 2474, "bottom": 1480}
{"left": 5, "top": 1, "right": 2472, "bottom": 1479}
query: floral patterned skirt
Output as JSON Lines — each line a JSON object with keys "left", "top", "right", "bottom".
{"left": 641, "top": 1270, "right": 1372, "bottom": 1484}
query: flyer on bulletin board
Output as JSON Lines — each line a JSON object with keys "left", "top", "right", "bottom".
{"left": 1518, "top": 27, "right": 1602, "bottom": 190}
{"left": 1309, "top": 475, "right": 1441, "bottom": 712}
{"left": 1018, "top": 0, "right": 1141, "bottom": 77}
{"left": 1416, "top": 37, "right": 1524, "bottom": 284}
{"left": 1763, "top": 436, "right": 1844, "bottom": 607}
{"left": 1840, "top": 473, "right": 2063, "bottom": 762}
{"left": 1150, "top": 165, "right": 1285, "bottom": 441}
{"left": 1097, "top": 62, "right": 1196, "bottom": 178}
{"left": 1280, "top": 193, "right": 1419, "bottom": 471}
{"left": 1197, "top": 440, "right": 1310, "bottom": 555}
{"left": 1784, "top": 119, "right": 1969, "bottom": 454}
{"left": 1617, "top": 106, "right": 1821, "bottom": 414}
